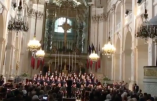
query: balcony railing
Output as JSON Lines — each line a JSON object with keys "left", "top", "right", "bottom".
{"left": 125, "top": 13, "right": 132, "bottom": 25}
{"left": 144, "top": 66, "right": 157, "bottom": 79}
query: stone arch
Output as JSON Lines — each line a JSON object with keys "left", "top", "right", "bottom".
{"left": 123, "top": 31, "right": 132, "bottom": 82}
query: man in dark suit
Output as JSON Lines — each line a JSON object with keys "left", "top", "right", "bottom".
{"left": 67, "top": 77, "right": 73, "bottom": 98}
{"left": 133, "top": 83, "right": 139, "bottom": 93}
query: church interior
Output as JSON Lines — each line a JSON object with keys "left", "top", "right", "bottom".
{"left": 0, "top": 0, "right": 157, "bottom": 101}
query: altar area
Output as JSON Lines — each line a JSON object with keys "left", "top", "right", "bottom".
{"left": 40, "top": 0, "right": 90, "bottom": 74}
{"left": 43, "top": 53, "right": 88, "bottom": 75}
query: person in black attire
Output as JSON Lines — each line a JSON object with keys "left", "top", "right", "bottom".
{"left": 67, "top": 77, "right": 73, "bottom": 98}
{"left": 133, "top": 83, "right": 139, "bottom": 93}
{"left": 0, "top": 75, "right": 4, "bottom": 86}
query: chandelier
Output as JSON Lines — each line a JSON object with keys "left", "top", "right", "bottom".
{"left": 102, "top": 33, "right": 116, "bottom": 57}
{"left": 88, "top": 0, "right": 100, "bottom": 62}
{"left": 8, "top": 0, "right": 29, "bottom": 32}
{"left": 136, "top": 0, "right": 157, "bottom": 43}
{"left": 36, "top": 48, "right": 45, "bottom": 58}
{"left": 27, "top": 0, "right": 41, "bottom": 52}
{"left": 89, "top": 51, "right": 100, "bottom": 62}
{"left": 27, "top": 37, "right": 41, "bottom": 51}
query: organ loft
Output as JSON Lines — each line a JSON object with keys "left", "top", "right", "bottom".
{"left": 41, "top": 1, "right": 89, "bottom": 74}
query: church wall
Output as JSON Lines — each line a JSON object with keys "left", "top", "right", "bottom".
{"left": 92, "top": 0, "right": 157, "bottom": 91}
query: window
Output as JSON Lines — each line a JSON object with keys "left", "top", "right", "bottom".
{"left": 54, "top": 17, "right": 72, "bottom": 33}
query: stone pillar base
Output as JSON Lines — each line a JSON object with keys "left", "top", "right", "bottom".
{"left": 143, "top": 79, "right": 157, "bottom": 96}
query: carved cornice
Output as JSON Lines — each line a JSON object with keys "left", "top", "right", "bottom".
{"left": 91, "top": 13, "right": 107, "bottom": 22}
{"left": 27, "top": 7, "right": 43, "bottom": 18}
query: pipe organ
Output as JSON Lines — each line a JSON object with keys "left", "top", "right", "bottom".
{"left": 53, "top": 40, "right": 74, "bottom": 50}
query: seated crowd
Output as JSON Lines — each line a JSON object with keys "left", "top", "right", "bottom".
{"left": 0, "top": 71, "right": 155, "bottom": 101}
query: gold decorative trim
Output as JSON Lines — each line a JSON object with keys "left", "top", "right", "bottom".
{"left": 144, "top": 68, "right": 157, "bottom": 77}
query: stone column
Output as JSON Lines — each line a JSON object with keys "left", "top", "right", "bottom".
{"left": 0, "top": 38, "right": 5, "bottom": 74}
{"left": 155, "top": 45, "right": 157, "bottom": 66}
{"left": 122, "top": 51, "right": 125, "bottom": 80}
{"left": 128, "top": 0, "right": 137, "bottom": 91}
{"left": 131, "top": 48, "right": 136, "bottom": 81}
{"left": 18, "top": 33, "right": 23, "bottom": 75}
{"left": 148, "top": 39, "right": 154, "bottom": 66}
{"left": 111, "top": 10, "right": 115, "bottom": 80}
{"left": 5, "top": 32, "right": 16, "bottom": 80}
{"left": 120, "top": 0, "right": 125, "bottom": 81}
{"left": 14, "top": 33, "right": 20, "bottom": 76}
{"left": 111, "top": 4, "right": 116, "bottom": 81}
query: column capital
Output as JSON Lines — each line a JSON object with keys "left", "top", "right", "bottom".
{"left": 111, "top": 4, "right": 116, "bottom": 13}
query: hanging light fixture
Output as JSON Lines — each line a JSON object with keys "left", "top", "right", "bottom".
{"left": 27, "top": 37, "right": 41, "bottom": 51}
{"left": 136, "top": 0, "right": 157, "bottom": 44}
{"left": 36, "top": 48, "right": 45, "bottom": 59}
{"left": 8, "top": 0, "right": 29, "bottom": 32}
{"left": 89, "top": 51, "right": 99, "bottom": 62}
{"left": 102, "top": 32, "right": 116, "bottom": 57}
{"left": 27, "top": 0, "right": 41, "bottom": 52}
{"left": 88, "top": 0, "right": 100, "bottom": 62}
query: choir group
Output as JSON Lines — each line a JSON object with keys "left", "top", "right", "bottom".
{"left": 31, "top": 71, "right": 100, "bottom": 98}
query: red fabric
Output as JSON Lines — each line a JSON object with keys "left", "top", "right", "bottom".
{"left": 31, "top": 56, "right": 35, "bottom": 69}
{"left": 98, "top": 59, "right": 101, "bottom": 68}
{"left": 87, "top": 59, "right": 89, "bottom": 68}
{"left": 90, "top": 60, "right": 93, "bottom": 68}
{"left": 42, "top": 59, "right": 44, "bottom": 66}
{"left": 95, "top": 59, "right": 101, "bottom": 71}
{"left": 37, "top": 59, "right": 41, "bottom": 69}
